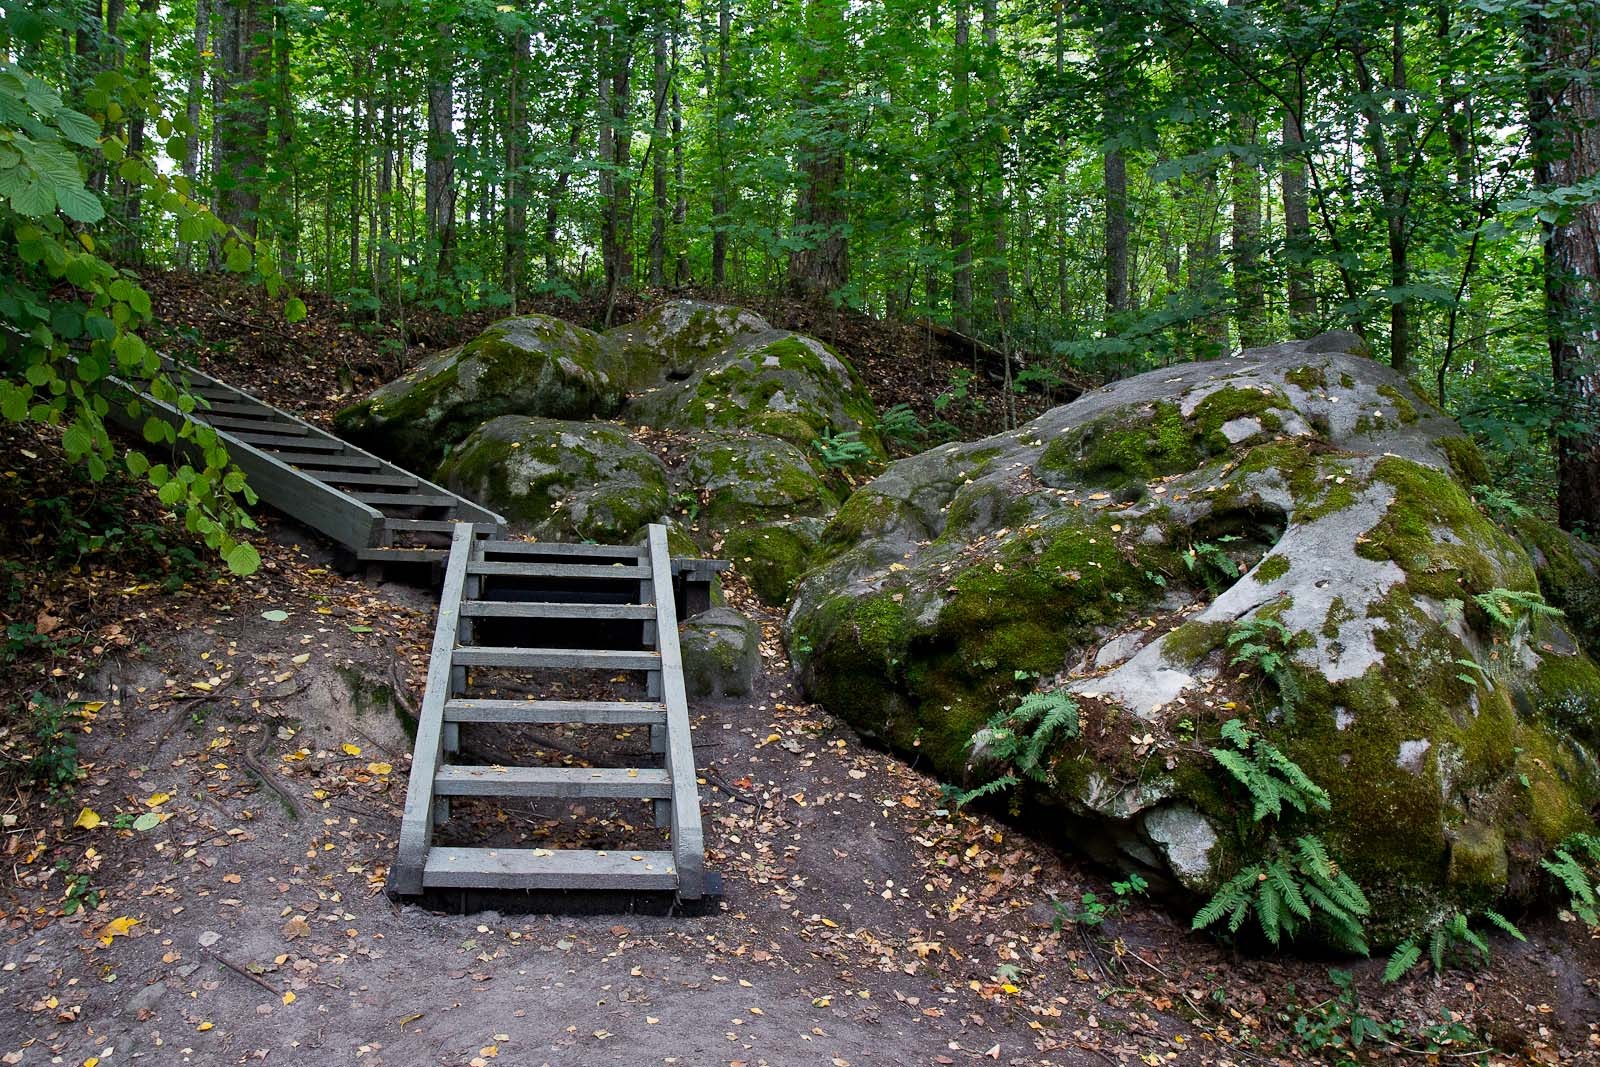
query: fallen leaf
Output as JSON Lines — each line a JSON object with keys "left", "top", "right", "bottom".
{"left": 74, "top": 808, "right": 101, "bottom": 830}
{"left": 341, "top": 743, "right": 362, "bottom": 757}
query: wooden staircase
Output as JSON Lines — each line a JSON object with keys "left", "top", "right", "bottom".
{"left": 122, "top": 358, "right": 506, "bottom": 564}
{"left": 390, "top": 523, "right": 713, "bottom": 906}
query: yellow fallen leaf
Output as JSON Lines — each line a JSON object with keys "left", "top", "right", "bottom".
{"left": 282, "top": 991, "right": 296, "bottom": 1005}
{"left": 341, "top": 743, "right": 362, "bottom": 757}
{"left": 144, "top": 792, "right": 171, "bottom": 808}
{"left": 196, "top": 1021, "right": 213, "bottom": 1032}
{"left": 819, "top": 917, "right": 839, "bottom": 928}
{"left": 81, "top": 701, "right": 105, "bottom": 713}
{"left": 74, "top": 807, "right": 101, "bottom": 830}
{"left": 366, "top": 762, "right": 393, "bottom": 776}
{"left": 291, "top": 653, "right": 310, "bottom": 665}
{"left": 98, "top": 916, "right": 139, "bottom": 945}
{"left": 1001, "top": 982, "right": 1019, "bottom": 994}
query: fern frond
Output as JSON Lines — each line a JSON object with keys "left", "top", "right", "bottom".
{"left": 1219, "top": 718, "right": 1252, "bottom": 749}
{"left": 1482, "top": 909, "right": 1525, "bottom": 942}
{"left": 1384, "top": 941, "right": 1421, "bottom": 983}
{"left": 1257, "top": 879, "right": 1283, "bottom": 944}
{"left": 1296, "top": 835, "right": 1334, "bottom": 880}
{"left": 949, "top": 774, "right": 1018, "bottom": 808}
{"left": 1267, "top": 859, "right": 1311, "bottom": 921}
{"left": 1192, "top": 868, "right": 1255, "bottom": 931}
{"left": 1429, "top": 924, "right": 1448, "bottom": 974}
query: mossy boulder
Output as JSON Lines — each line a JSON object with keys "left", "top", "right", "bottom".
{"left": 679, "top": 607, "right": 761, "bottom": 699}
{"left": 724, "top": 519, "right": 826, "bottom": 606}
{"left": 678, "top": 431, "right": 839, "bottom": 530}
{"left": 434, "top": 415, "right": 668, "bottom": 543}
{"left": 334, "top": 315, "right": 626, "bottom": 469}
{"left": 605, "top": 300, "right": 772, "bottom": 389}
{"left": 786, "top": 333, "right": 1600, "bottom": 947}
{"left": 626, "top": 330, "right": 885, "bottom": 456}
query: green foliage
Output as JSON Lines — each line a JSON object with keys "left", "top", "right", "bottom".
{"left": 1471, "top": 484, "right": 1531, "bottom": 526}
{"left": 1226, "top": 615, "right": 1304, "bottom": 725}
{"left": 950, "top": 689, "right": 1080, "bottom": 807}
{"left": 1471, "top": 587, "right": 1562, "bottom": 634}
{"left": 1287, "top": 969, "right": 1490, "bottom": 1062}
{"left": 1192, "top": 834, "right": 1371, "bottom": 953}
{"left": 0, "top": 51, "right": 268, "bottom": 573}
{"left": 1383, "top": 908, "right": 1525, "bottom": 982}
{"left": 1211, "top": 718, "right": 1330, "bottom": 823}
{"left": 811, "top": 429, "right": 875, "bottom": 469}
{"left": 57, "top": 861, "right": 101, "bottom": 916}
{"left": 1541, "top": 832, "right": 1600, "bottom": 927}
{"left": 21, "top": 694, "right": 84, "bottom": 793}
{"left": 1182, "top": 536, "right": 1242, "bottom": 595}
{"left": 875, "top": 403, "right": 926, "bottom": 449}
{"left": 1052, "top": 873, "right": 1149, "bottom": 929}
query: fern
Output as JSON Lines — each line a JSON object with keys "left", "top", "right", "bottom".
{"left": 1541, "top": 832, "right": 1600, "bottom": 926}
{"left": 952, "top": 689, "right": 1081, "bottom": 808}
{"left": 1471, "top": 587, "right": 1562, "bottom": 634}
{"left": 1383, "top": 907, "right": 1525, "bottom": 982}
{"left": 1192, "top": 835, "right": 1369, "bottom": 952}
{"left": 1225, "top": 615, "right": 1303, "bottom": 722}
{"left": 1210, "top": 718, "right": 1330, "bottom": 822}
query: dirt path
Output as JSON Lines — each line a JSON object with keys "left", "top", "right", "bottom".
{"left": 2, "top": 524, "right": 1596, "bottom": 1067}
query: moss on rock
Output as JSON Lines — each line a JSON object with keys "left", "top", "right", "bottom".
{"left": 434, "top": 415, "right": 668, "bottom": 543}
{"left": 725, "top": 522, "right": 819, "bottom": 605}
{"left": 335, "top": 315, "right": 625, "bottom": 469}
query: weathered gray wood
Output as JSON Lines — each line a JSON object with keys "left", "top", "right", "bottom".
{"left": 355, "top": 547, "right": 446, "bottom": 564}
{"left": 466, "top": 561, "right": 650, "bottom": 579}
{"left": 423, "top": 847, "right": 677, "bottom": 890}
{"left": 443, "top": 699, "right": 666, "bottom": 725}
{"left": 452, "top": 647, "right": 660, "bottom": 670}
{"left": 480, "top": 540, "right": 645, "bottom": 560}
{"left": 392, "top": 525, "right": 476, "bottom": 895}
{"left": 274, "top": 451, "right": 382, "bottom": 470}
{"left": 647, "top": 524, "right": 707, "bottom": 900}
{"left": 385, "top": 518, "right": 474, "bottom": 533}
{"left": 433, "top": 765, "right": 672, "bottom": 799}
{"left": 351, "top": 491, "right": 458, "bottom": 508}
{"left": 198, "top": 400, "right": 280, "bottom": 417}
{"left": 309, "top": 470, "right": 419, "bottom": 489}
{"left": 458, "top": 601, "right": 655, "bottom": 621}
{"left": 228, "top": 430, "right": 346, "bottom": 451}
{"left": 206, "top": 413, "right": 308, "bottom": 433}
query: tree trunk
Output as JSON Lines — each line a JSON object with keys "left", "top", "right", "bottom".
{"left": 649, "top": 24, "right": 670, "bottom": 287}
{"left": 216, "top": 0, "right": 267, "bottom": 243}
{"left": 950, "top": 0, "right": 973, "bottom": 333}
{"left": 1282, "top": 79, "right": 1315, "bottom": 327}
{"left": 710, "top": 0, "right": 731, "bottom": 288}
{"left": 426, "top": 19, "right": 457, "bottom": 278}
{"left": 504, "top": 28, "right": 528, "bottom": 309}
{"left": 1527, "top": 2, "right": 1600, "bottom": 532}
{"left": 1100, "top": 19, "right": 1130, "bottom": 319}
{"left": 787, "top": 0, "right": 849, "bottom": 300}
{"left": 982, "top": 0, "right": 1010, "bottom": 326}
{"left": 275, "top": 3, "right": 296, "bottom": 277}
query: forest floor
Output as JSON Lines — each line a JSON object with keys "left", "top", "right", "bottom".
{"left": 1, "top": 274, "right": 1597, "bottom": 1066}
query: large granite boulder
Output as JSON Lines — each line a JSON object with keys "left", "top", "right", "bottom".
{"left": 785, "top": 332, "right": 1600, "bottom": 946}
{"left": 335, "top": 315, "right": 626, "bottom": 469}
{"left": 626, "top": 329, "right": 885, "bottom": 457}
{"left": 606, "top": 299, "right": 773, "bottom": 389}
{"left": 435, "top": 415, "right": 668, "bottom": 543}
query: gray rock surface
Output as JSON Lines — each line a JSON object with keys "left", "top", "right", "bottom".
{"left": 679, "top": 607, "right": 760, "bottom": 699}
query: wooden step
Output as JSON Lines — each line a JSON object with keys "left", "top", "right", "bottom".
{"left": 208, "top": 414, "right": 307, "bottom": 434}
{"left": 423, "top": 847, "right": 676, "bottom": 890}
{"left": 385, "top": 518, "right": 467, "bottom": 533}
{"left": 351, "top": 492, "right": 458, "bottom": 507}
{"left": 466, "top": 561, "right": 649, "bottom": 580}
{"left": 452, "top": 647, "right": 659, "bottom": 670}
{"left": 276, "top": 452, "right": 382, "bottom": 470}
{"left": 311, "top": 470, "right": 418, "bottom": 489}
{"left": 443, "top": 699, "right": 666, "bottom": 725}
{"left": 480, "top": 541, "right": 645, "bottom": 559}
{"left": 228, "top": 431, "right": 345, "bottom": 451}
{"left": 433, "top": 765, "right": 671, "bottom": 799}
{"left": 458, "top": 601, "right": 654, "bottom": 621}
{"left": 356, "top": 547, "right": 447, "bottom": 564}
{"left": 199, "top": 400, "right": 277, "bottom": 417}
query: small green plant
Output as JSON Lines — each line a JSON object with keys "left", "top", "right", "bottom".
{"left": 1226, "top": 615, "right": 1304, "bottom": 725}
{"left": 1211, "top": 718, "right": 1329, "bottom": 821}
{"left": 57, "top": 861, "right": 100, "bottom": 916}
{"left": 1453, "top": 656, "right": 1490, "bottom": 687}
{"left": 951, "top": 689, "right": 1081, "bottom": 806}
{"left": 1193, "top": 834, "right": 1371, "bottom": 952}
{"left": 1383, "top": 908, "right": 1524, "bottom": 982}
{"left": 1288, "top": 969, "right": 1395, "bottom": 1057}
{"left": 933, "top": 367, "right": 985, "bottom": 417}
{"left": 673, "top": 490, "right": 700, "bottom": 523}
{"left": 1471, "top": 587, "right": 1562, "bottom": 633}
{"left": 811, "top": 429, "right": 875, "bottom": 469}
{"left": 1182, "top": 536, "right": 1242, "bottom": 594}
{"left": 1472, "top": 484, "right": 1531, "bottom": 525}
{"left": 875, "top": 404, "right": 926, "bottom": 448}
{"left": 1541, "top": 832, "right": 1600, "bottom": 926}
{"left": 24, "top": 695, "right": 84, "bottom": 792}
{"left": 1052, "top": 873, "right": 1149, "bottom": 929}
